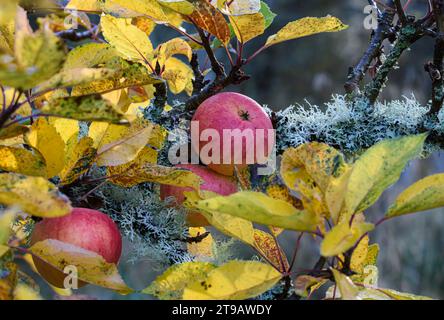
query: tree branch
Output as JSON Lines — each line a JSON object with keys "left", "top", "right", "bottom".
{"left": 344, "top": 1, "right": 396, "bottom": 94}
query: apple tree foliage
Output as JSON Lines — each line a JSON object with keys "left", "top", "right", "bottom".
{"left": 0, "top": 0, "right": 443, "bottom": 300}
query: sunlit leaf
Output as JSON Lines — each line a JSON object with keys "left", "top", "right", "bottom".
{"left": 100, "top": 0, "right": 167, "bottom": 21}
{"left": 162, "top": 57, "right": 194, "bottom": 94}
{"left": 344, "top": 134, "right": 427, "bottom": 217}
{"left": 189, "top": 0, "right": 231, "bottom": 45}
{"left": 187, "top": 227, "right": 214, "bottom": 260}
{"left": 330, "top": 268, "right": 359, "bottom": 300}
{"left": 41, "top": 95, "right": 126, "bottom": 124}
{"left": 59, "top": 137, "right": 97, "bottom": 186}
{"left": 0, "top": 146, "right": 46, "bottom": 177}
{"left": 101, "top": 14, "right": 154, "bottom": 63}
{"left": 183, "top": 260, "right": 282, "bottom": 300}
{"left": 230, "top": 12, "right": 265, "bottom": 43}
{"left": 30, "top": 239, "right": 133, "bottom": 294}
{"left": 253, "top": 229, "right": 288, "bottom": 272}
{"left": 320, "top": 221, "right": 374, "bottom": 257}
{"left": 0, "top": 208, "right": 16, "bottom": 245}
{"left": 66, "top": 0, "right": 101, "bottom": 11}
{"left": 0, "top": 173, "right": 71, "bottom": 217}
{"left": 63, "top": 43, "right": 118, "bottom": 70}
{"left": 265, "top": 16, "right": 348, "bottom": 47}
{"left": 25, "top": 118, "right": 66, "bottom": 178}
{"left": 386, "top": 173, "right": 444, "bottom": 218}
{"left": 195, "top": 191, "right": 319, "bottom": 232}
{"left": 142, "top": 261, "right": 215, "bottom": 300}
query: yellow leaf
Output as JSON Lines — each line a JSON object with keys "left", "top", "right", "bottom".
{"left": 162, "top": 57, "right": 194, "bottom": 95}
{"left": 0, "top": 123, "right": 28, "bottom": 140}
{"left": 101, "top": 15, "right": 154, "bottom": 63}
{"left": 386, "top": 173, "right": 444, "bottom": 218}
{"left": 344, "top": 134, "right": 427, "bottom": 218}
{"left": 66, "top": 0, "right": 101, "bottom": 11}
{"left": 30, "top": 239, "right": 133, "bottom": 294}
{"left": 0, "top": 262, "right": 17, "bottom": 300}
{"left": 63, "top": 43, "right": 118, "bottom": 70}
{"left": 95, "top": 119, "right": 164, "bottom": 167}
{"left": 26, "top": 118, "right": 65, "bottom": 178}
{"left": 0, "top": 8, "right": 15, "bottom": 54}
{"left": 71, "top": 57, "right": 162, "bottom": 96}
{"left": 376, "top": 288, "right": 433, "bottom": 300}
{"left": 320, "top": 221, "right": 374, "bottom": 257}
{"left": 294, "top": 275, "right": 327, "bottom": 298}
{"left": 330, "top": 268, "right": 359, "bottom": 300}
{"left": 0, "top": 146, "right": 47, "bottom": 177}
{"left": 142, "top": 261, "right": 216, "bottom": 300}
{"left": 230, "top": 13, "right": 265, "bottom": 43}
{"left": 13, "top": 283, "right": 42, "bottom": 300}
{"left": 132, "top": 16, "right": 156, "bottom": 35}
{"left": 183, "top": 260, "right": 282, "bottom": 300}
{"left": 41, "top": 95, "right": 126, "bottom": 124}
{"left": 188, "top": 227, "right": 214, "bottom": 260}
{"left": 159, "top": 0, "right": 195, "bottom": 15}
{"left": 213, "top": 0, "right": 261, "bottom": 15}
{"left": 190, "top": 0, "right": 231, "bottom": 45}
{"left": 195, "top": 191, "right": 319, "bottom": 232}
{"left": 48, "top": 118, "right": 79, "bottom": 145}
{"left": 265, "top": 16, "right": 348, "bottom": 47}
{"left": 59, "top": 137, "right": 97, "bottom": 186}
{"left": 0, "top": 173, "right": 71, "bottom": 218}
{"left": 253, "top": 229, "right": 288, "bottom": 273}
{"left": 0, "top": 207, "right": 16, "bottom": 245}
{"left": 0, "top": 244, "right": 9, "bottom": 258}
{"left": 100, "top": 0, "right": 167, "bottom": 21}
{"left": 156, "top": 38, "right": 193, "bottom": 64}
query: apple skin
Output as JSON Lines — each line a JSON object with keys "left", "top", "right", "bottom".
{"left": 160, "top": 164, "right": 238, "bottom": 226}
{"left": 30, "top": 208, "right": 122, "bottom": 289}
{"left": 192, "top": 92, "right": 274, "bottom": 176}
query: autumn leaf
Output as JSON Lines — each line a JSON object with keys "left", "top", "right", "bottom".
{"left": 0, "top": 262, "right": 17, "bottom": 300}
{"left": 330, "top": 268, "right": 359, "bottom": 300}
{"left": 386, "top": 173, "right": 444, "bottom": 218}
{"left": 194, "top": 191, "right": 319, "bottom": 232}
{"left": 0, "top": 173, "right": 71, "bottom": 218}
{"left": 0, "top": 146, "right": 47, "bottom": 177}
{"left": 294, "top": 275, "right": 327, "bottom": 298}
{"left": 59, "top": 137, "right": 97, "bottom": 186}
{"left": 189, "top": 0, "right": 231, "bottom": 45}
{"left": 156, "top": 37, "right": 193, "bottom": 64}
{"left": 320, "top": 221, "right": 374, "bottom": 257}
{"left": 142, "top": 261, "right": 216, "bottom": 300}
{"left": 29, "top": 239, "right": 133, "bottom": 294}
{"left": 253, "top": 229, "right": 289, "bottom": 273}
{"left": 187, "top": 227, "right": 214, "bottom": 260}
{"left": 215, "top": 0, "right": 261, "bottom": 15}
{"left": 71, "top": 57, "right": 162, "bottom": 96}
{"left": 0, "top": 208, "right": 16, "bottom": 245}
{"left": 183, "top": 260, "right": 282, "bottom": 300}
{"left": 162, "top": 57, "right": 194, "bottom": 95}
{"left": 41, "top": 95, "right": 126, "bottom": 124}
{"left": 100, "top": 0, "right": 168, "bottom": 21}
{"left": 230, "top": 12, "right": 265, "bottom": 43}
{"left": 25, "top": 118, "right": 66, "bottom": 178}
{"left": 159, "top": 0, "right": 195, "bottom": 15}
{"left": 63, "top": 43, "right": 118, "bottom": 70}
{"left": 265, "top": 16, "right": 348, "bottom": 47}
{"left": 343, "top": 134, "right": 427, "bottom": 218}
{"left": 101, "top": 14, "right": 154, "bottom": 63}
{"left": 66, "top": 0, "right": 101, "bottom": 12}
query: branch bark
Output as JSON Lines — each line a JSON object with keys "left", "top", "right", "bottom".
{"left": 344, "top": 1, "right": 396, "bottom": 94}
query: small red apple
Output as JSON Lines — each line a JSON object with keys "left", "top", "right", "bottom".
{"left": 30, "top": 208, "right": 122, "bottom": 289}
{"left": 160, "top": 164, "right": 238, "bottom": 226}
{"left": 192, "top": 92, "right": 274, "bottom": 176}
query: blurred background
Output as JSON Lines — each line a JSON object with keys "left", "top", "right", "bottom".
{"left": 33, "top": 0, "right": 444, "bottom": 299}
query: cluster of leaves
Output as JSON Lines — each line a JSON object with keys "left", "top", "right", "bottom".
{"left": 0, "top": 0, "right": 442, "bottom": 301}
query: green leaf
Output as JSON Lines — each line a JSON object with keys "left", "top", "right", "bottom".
{"left": 0, "top": 173, "right": 72, "bottom": 218}
{"left": 344, "top": 134, "right": 427, "bottom": 217}
{"left": 265, "top": 16, "right": 348, "bottom": 47}
{"left": 321, "top": 221, "right": 374, "bottom": 257}
{"left": 386, "top": 173, "right": 444, "bottom": 218}
{"left": 260, "top": 1, "right": 276, "bottom": 29}
{"left": 30, "top": 239, "right": 133, "bottom": 294}
{"left": 183, "top": 260, "right": 282, "bottom": 300}
{"left": 41, "top": 95, "right": 126, "bottom": 124}
{"left": 142, "top": 262, "right": 216, "bottom": 300}
{"left": 194, "top": 191, "right": 319, "bottom": 232}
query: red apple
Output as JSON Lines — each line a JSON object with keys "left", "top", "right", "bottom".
{"left": 160, "top": 164, "right": 238, "bottom": 226}
{"left": 191, "top": 92, "right": 274, "bottom": 176}
{"left": 30, "top": 208, "right": 122, "bottom": 289}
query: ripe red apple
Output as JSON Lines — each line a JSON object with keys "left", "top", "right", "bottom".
{"left": 160, "top": 164, "right": 238, "bottom": 226}
{"left": 191, "top": 92, "right": 274, "bottom": 176}
{"left": 30, "top": 208, "right": 122, "bottom": 289}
